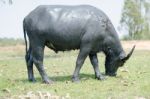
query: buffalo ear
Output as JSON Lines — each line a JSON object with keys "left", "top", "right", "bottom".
{"left": 122, "top": 45, "right": 136, "bottom": 62}
{"left": 118, "top": 52, "right": 126, "bottom": 67}
{"left": 119, "top": 52, "right": 126, "bottom": 60}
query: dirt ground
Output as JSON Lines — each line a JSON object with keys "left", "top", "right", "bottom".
{"left": 121, "top": 40, "right": 150, "bottom": 50}
{"left": 0, "top": 40, "right": 150, "bottom": 51}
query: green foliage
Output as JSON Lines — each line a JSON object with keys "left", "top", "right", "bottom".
{"left": 120, "top": 0, "right": 150, "bottom": 40}
{"left": 0, "top": 46, "right": 150, "bottom": 98}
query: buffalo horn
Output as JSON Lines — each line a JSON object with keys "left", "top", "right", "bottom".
{"left": 123, "top": 45, "right": 136, "bottom": 61}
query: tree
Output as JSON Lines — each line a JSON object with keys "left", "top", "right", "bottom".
{"left": 143, "top": 1, "right": 150, "bottom": 38}
{"left": 120, "top": 0, "right": 150, "bottom": 40}
{"left": 0, "top": 0, "right": 12, "bottom": 5}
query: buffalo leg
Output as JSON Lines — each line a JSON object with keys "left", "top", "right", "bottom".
{"left": 89, "top": 53, "right": 105, "bottom": 80}
{"left": 25, "top": 46, "right": 35, "bottom": 82}
{"left": 32, "top": 45, "right": 52, "bottom": 84}
{"left": 72, "top": 47, "right": 90, "bottom": 82}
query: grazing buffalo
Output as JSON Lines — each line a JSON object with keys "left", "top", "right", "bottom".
{"left": 23, "top": 5, "right": 135, "bottom": 84}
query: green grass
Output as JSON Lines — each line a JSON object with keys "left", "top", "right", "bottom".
{"left": 0, "top": 46, "right": 150, "bottom": 99}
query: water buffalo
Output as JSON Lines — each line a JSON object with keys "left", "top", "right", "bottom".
{"left": 23, "top": 5, "right": 135, "bottom": 84}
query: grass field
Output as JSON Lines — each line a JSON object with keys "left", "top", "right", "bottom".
{"left": 0, "top": 41, "right": 150, "bottom": 99}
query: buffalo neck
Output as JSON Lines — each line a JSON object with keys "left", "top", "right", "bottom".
{"left": 102, "top": 37, "right": 124, "bottom": 58}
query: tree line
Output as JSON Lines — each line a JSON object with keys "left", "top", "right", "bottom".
{"left": 120, "top": 0, "right": 150, "bottom": 40}
{"left": 1, "top": 0, "right": 150, "bottom": 40}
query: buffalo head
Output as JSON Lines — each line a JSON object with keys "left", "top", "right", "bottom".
{"left": 105, "top": 45, "right": 135, "bottom": 76}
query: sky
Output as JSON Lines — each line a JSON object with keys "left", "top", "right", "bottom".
{"left": 0, "top": 0, "right": 124, "bottom": 38}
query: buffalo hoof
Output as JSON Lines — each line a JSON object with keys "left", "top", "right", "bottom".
{"left": 72, "top": 76, "right": 80, "bottom": 83}
{"left": 29, "top": 78, "right": 36, "bottom": 83}
{"left": 43, "top": 79, "right": 54, "bottom": 84}
{"left": 96, "top": 75, "right": 106, "bottom": 80}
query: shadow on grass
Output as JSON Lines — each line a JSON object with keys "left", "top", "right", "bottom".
{"left": 19, "top": 73, "right": 95, "bottom": 83}
{"left": 52, "top": 73, "right": 95, "bottom": 82}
